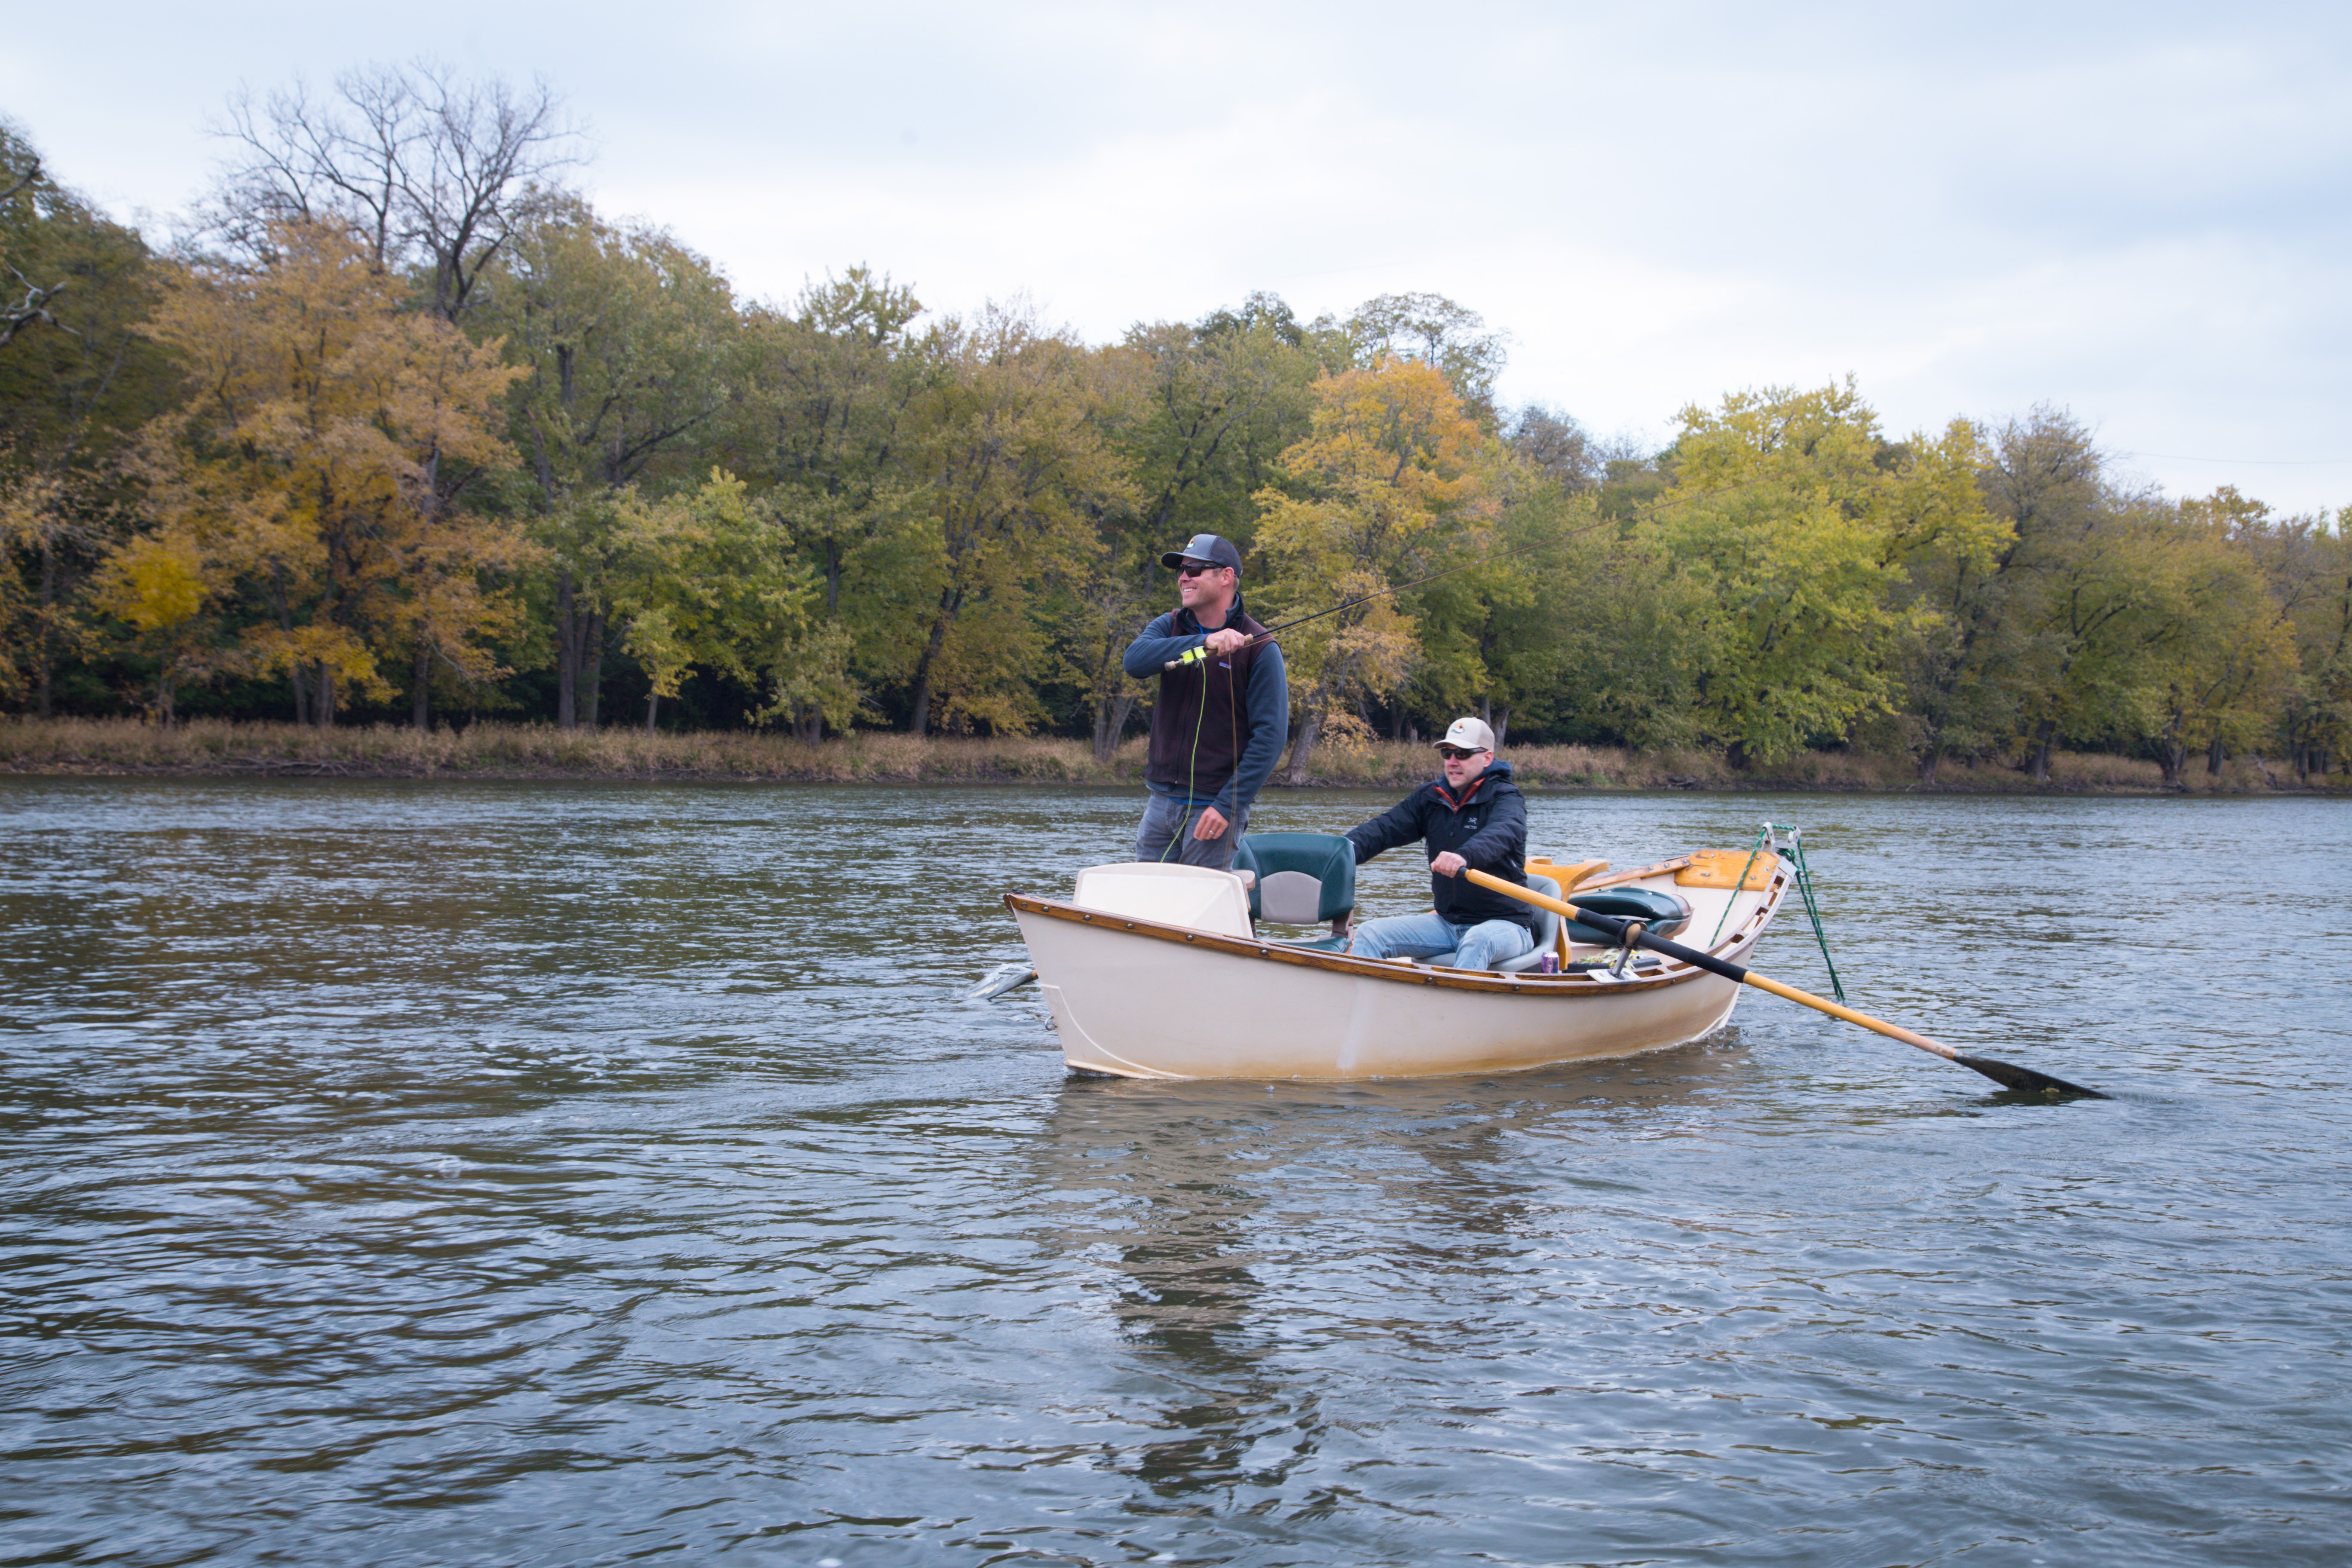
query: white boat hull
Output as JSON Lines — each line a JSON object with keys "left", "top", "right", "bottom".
{"left": 1007, "top": 859, "right": 1787, "bottom": 1080}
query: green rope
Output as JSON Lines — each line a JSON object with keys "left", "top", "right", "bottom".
{"left": 1776, "top": 824, "right": 1846, "bottom": 1004}
{"left": 1705, "top": 826, "right": 1770, "bottom": 946}
{"left": 1703, "top": 822, "right": 1845, "bottom": 1003}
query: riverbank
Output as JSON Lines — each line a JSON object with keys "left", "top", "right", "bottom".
{"left": 1, "top": 717, "right": 2336, "bottom": 794}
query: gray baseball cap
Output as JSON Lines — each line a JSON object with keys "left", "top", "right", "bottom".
{"left": 1159, "top": 533, "right": 1243, "bottom": 574}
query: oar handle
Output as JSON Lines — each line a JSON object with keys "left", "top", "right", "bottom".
{"left": 1459, "top": 867, "right": 1959, "bottom": 1061}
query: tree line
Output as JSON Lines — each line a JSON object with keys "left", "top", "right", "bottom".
{"left": 4, "top": 65, "right": 2347, "bottom": 785}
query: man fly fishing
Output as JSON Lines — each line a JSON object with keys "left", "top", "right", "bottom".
{"left": 1121, "top": 533, "right": 1289, "bottom": 870}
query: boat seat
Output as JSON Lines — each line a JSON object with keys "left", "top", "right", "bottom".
{"left": 1233, "top": 832, "right": 1357, "bottom": 925}
{"left": 1427, "top": 874, "right": 1562, "bottom": 972}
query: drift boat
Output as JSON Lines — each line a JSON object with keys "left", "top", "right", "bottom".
{"left": 1004, "top": 835, "right": 1790, "bottom": 1080}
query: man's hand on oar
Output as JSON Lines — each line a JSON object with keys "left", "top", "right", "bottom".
{"left": 1458, "top": 867, "right": 2105, "bottom": 1098}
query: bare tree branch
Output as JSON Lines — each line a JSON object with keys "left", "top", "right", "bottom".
{"left": 1, "top": 154, "right": 40, "bottom": 206}
{"left": 207, "top": 60, "right": 583, "bottom": 319}
{"left": 0, "top": 263, "right": 71, "bottom": 349}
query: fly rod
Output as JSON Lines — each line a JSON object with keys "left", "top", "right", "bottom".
{"left": 1162, "top": 516, "right": 1620, "bottom": 671}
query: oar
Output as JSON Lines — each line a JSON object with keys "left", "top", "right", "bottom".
{"left": 1461, "top": 868, "right": 2105, "bottom": 1098}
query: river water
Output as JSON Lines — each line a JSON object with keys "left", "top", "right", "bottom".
{"left": 1, "top": 779, "right": 2346, "bottom": 1567}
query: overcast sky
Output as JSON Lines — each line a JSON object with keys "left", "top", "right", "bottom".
{"left": 6, "top": 1, "right": 2348, "bottom": 512}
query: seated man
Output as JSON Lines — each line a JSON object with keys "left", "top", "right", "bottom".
{"left": 1343, "top": 717, "right": 1538, "bottom": 971}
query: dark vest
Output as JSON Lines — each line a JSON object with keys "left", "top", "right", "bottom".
{"left": 1146, "top": 606, "right": 1270, "bottom": 796}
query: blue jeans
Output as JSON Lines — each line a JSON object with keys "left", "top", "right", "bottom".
{"left": 1134, "top": 790, "right": 1249, "bottom": 870}
{"left": 1348, "top": 910, "right": 1534, "bottom": 971}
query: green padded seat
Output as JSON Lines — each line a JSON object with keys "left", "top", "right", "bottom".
{"left": 1233, "top": 832, "right": 1357, "bottom": 925}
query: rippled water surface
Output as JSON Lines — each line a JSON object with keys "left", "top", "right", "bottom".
{"left": 3, "top": 779, "right": 2349, "bottom": 1567}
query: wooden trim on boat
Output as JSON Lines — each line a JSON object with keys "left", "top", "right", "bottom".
{"left": 1004, "top": 866, "right": 1785, "bottom": 998}
{"left": 1563, "top": 856, "right": 1692, "bottom": 891}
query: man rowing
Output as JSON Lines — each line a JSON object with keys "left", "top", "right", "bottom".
{"left": 1342, "top": 717, "right": 1538, "bottom": 971}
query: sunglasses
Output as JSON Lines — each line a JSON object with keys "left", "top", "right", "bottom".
{"left": 1176, "top": 561, "right": 1228, "bottom": 579}
{"left": 1438, "top": 746, "right": 1488, "bottom": 761}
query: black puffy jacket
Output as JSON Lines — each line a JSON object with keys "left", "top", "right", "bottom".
{"left": 1344, "top": 761, "right": 1535, "bottom": 932}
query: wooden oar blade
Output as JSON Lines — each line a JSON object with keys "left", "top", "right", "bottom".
{"left": 1953, "top": 1054, "right": 2108, "bottom": 1099}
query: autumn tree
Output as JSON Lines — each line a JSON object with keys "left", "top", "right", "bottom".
{"left": 1255, "top": 357, "right": 1499, "bottom": 781}
{"left": 132, "top": 219, "right": 530, "bottom": 724}
{"left": 1339, "top": 293, "right": 1507, "bottom": 427}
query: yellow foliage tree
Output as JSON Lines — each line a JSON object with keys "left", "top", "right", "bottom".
{"left": 132, "top": 219, "right": 531, "bottom": 725}
{"left": 88, "top": 527, "right": 212, "bottom": 720}
{"left": 1253, "top": 356, "right": 1498, "bottom": 781}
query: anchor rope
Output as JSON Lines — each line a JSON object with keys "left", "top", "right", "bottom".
{"left": 1705, "top": 822, "right": 1846, "bottom": 1003}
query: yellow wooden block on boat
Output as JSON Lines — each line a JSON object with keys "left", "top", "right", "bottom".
{"left": 1677, "top": 849, "right": 1779, "bottom": 889}
{"left": 1526, "top": 858, "right": 1608, "bottom": 892}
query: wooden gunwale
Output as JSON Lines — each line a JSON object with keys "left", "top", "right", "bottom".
{"left": 1002, "top": 858, "right": 1786, "bottom": 998}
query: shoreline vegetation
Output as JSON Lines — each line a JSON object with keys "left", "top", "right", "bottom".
{"left": 5, "top": 75, "right": 2349, "bottom": 793}
{"left": 2, "top": 718, "right": 2337, "bottom": 796}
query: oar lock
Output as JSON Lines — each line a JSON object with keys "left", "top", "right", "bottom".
{"left": 1608, "top": 920, "right": 1648, "bottom": 978}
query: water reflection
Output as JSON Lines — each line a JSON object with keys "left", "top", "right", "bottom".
{"left": 1023, "top": 1038, "right": 1767, "bottom": 1510}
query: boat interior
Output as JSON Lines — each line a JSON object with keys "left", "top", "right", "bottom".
{"left": 1069, "top": 833, "right": 1780, "bottom": 977}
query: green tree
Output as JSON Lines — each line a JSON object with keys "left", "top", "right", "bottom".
{"left": 1650, "top": 380, "right": 1996, "bottom": 766}
{"left": 0, "top": 125, "right": 178, "bottom": 714}
{"left": 732, "top": 267, "right": 932, "bottom": 739}
{"left": 599, "top": 470, "right": 832, "bottom": 734}
{"left": 482, "top": 197, "right": 742, "bottom": 726}
{"left": 1896, "top": 408, "right": 2101, "bottom": 781}
{"left": 2137, "top": 489, "right": 2297, "bottom": 784}
{"left": 1063, "top": 298, "right": 1318, "bottom": 760}
{"left": 2266, "top": 513, "right": 2352, "bottom": 779}
{"left": 898, "top": 306, "right": 1136, "bottom": 736}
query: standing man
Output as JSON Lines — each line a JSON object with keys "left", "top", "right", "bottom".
{"left": 1121, "top": 533, "right": 1290, "bottom": 869}
{"left": 1342, "top": 717, "right": 1537, "bottom": 971}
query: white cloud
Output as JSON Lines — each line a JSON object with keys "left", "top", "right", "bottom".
{"left": 6, "top": 0, "right": 2349, "bottom": 509}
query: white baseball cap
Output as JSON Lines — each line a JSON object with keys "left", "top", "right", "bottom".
{"left": 1435, "top": 717, "right": 1495, "bottom": 752}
